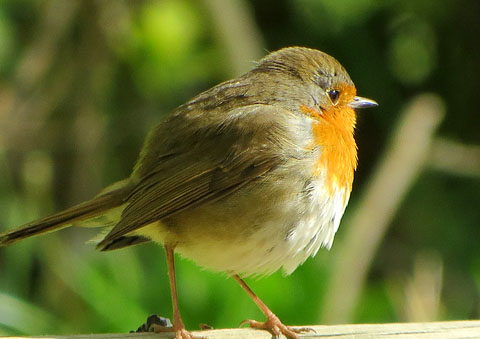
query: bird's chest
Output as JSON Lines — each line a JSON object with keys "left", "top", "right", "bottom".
{"left": 171, "top": 116, "right": 357, "bottom": 276}
{"left": 171, "top": 165, "right": 350, "bottom": 276}
{"left": 257, "top": 173, "right": 351, "bottom": 275}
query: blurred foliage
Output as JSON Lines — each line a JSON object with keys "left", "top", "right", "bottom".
{"left": 0, "top": 0, "right": 479, "bottom": 335}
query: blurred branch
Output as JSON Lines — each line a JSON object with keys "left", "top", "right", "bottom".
{"left": 96, "top": 0, "right": 133, "bottom": 50}
{"left": 14, "top": 0, "right": 79, "bottom": 91}
{"left": 0, "top": 58, "right": 76, "bottom": 152}
{"left": 321, "top": 93, "right": 446, "bottom": 324}
{"left": 429, "top": 138, "right": 480, "bottom": 178}
{"left": 202, "top": 0, "right": 264, "bottom": 76}
{"left": 0, "top": 292, "right": 57, "bottom": 334}
{"left": 404, "top": 251, "right": 444, "bottom": 322}
{"left": 0, "top": 0, "right": 79, "bottom": 150}
{"left": 65, "top": 0, "right": 121, "bottom": 203}
{"left": 386, "top": 251, "right": 444, "bottom": 323}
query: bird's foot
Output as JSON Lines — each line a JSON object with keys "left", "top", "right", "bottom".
{"left": 240, "top": 314, "right": 315, "bottom": 339}
{"left": 132, "top": 314, "right": 205, "bottom": 338}
{"left": 150, "top": 326, "right": 199, "bottom": 339}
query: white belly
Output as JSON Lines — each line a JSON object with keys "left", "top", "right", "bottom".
{"left": 141, "top": 174, "right": 351, "bottom": 277}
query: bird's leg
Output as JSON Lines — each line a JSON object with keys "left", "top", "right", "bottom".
{"left": 150, "top": 245, "right": 204, "bottom": 339}
{"left": 233, "top": 274, "right": 314, "bottom": 339}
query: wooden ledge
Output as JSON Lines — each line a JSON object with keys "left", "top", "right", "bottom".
{"left": 3, "top": 320, "right": 480, "bottom": 339}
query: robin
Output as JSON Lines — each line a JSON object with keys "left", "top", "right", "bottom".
{"left": 0, "top": 47, "right": 377, "bottom": 339}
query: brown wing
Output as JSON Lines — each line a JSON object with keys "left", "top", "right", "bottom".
{"left": 97, "top": 103, "right": 293, "bottom": 250}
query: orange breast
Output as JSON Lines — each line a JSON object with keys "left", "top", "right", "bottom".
{"left": 300, "top": 93, "right": 358, "bottom": 196}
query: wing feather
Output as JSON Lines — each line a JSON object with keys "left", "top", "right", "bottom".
{"left": 97, "top": 103, "right": 293, "bottom": 250}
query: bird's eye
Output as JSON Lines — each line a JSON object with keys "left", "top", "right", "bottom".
{"left": 327, "top": 89, "right": 340, "bottom": 105}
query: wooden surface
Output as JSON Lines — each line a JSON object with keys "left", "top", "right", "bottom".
{"left": 3, "top": 320, "right": 480, "bottom": 338}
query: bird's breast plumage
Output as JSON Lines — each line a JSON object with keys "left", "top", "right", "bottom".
{"left": 161, "top": 162, "right": 352, "bottom": 277}
{"left": 141, "top": 110, "right": 356, "bottom": 277}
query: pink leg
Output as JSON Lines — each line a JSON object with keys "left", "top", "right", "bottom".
{"left": 233, "top": 274, "right": 314, "bottom": 339}
{"left": 151, "top": 246, "right": 204, "bottom": 339}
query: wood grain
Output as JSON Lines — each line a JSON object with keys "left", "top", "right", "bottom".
{"left": 3, "top": 320, "right": 480, "bottom": 339}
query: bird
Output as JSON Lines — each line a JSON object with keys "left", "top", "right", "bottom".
{"left": 0, "top": 46, "right": 377, "bottom": 339}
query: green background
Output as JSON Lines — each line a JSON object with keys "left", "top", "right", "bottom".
{"left": 0, "top": 0, "right": 479, "bottom": 335}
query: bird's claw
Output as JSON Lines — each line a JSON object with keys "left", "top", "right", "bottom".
{"left": 149, "top": 324, "right": 206, "bottom": 339}
{"left": 240, "top": 315, "right": 315, "bottom": 339}
{"left": 132, "top": 314, "right": 205, "bottom": 339}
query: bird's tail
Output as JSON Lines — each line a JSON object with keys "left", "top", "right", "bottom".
{"left": 0, "top": 180, "right": 133, "bottom": 246}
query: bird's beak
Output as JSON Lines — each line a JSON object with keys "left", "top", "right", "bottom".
{"left": 349, "top": 96, "right": 378, "bottom": 109}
